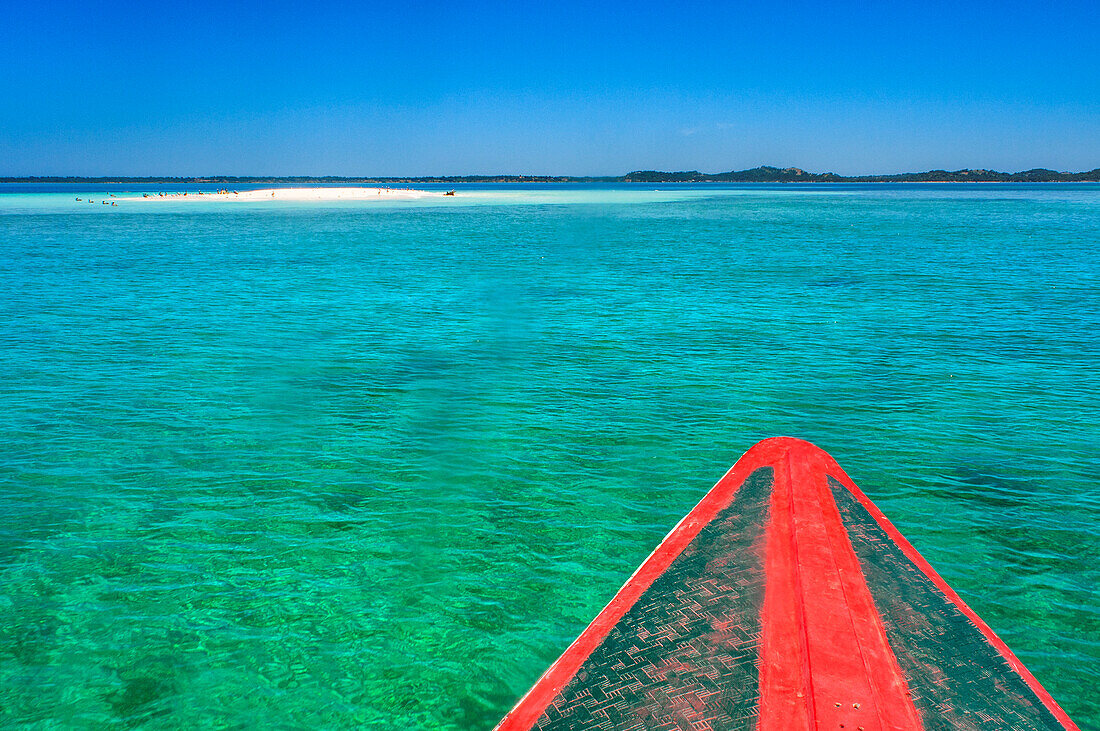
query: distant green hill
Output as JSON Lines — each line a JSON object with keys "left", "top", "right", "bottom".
{"left": 3, "top": 166, "right": 1098, "bottom": 184}
{"left": 619, "top": 166, "right": 1100, "bottom": 183}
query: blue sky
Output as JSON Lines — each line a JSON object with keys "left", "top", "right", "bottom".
{"left": 2, "top": 0, "right": 1097, "bottom": 175}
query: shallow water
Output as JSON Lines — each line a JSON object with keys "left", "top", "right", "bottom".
{"left": 1, "top": 183, "right": 1097, "bottom": 728}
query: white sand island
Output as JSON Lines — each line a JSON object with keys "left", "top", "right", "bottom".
{"left": 123, "top": 187, "right": 451, "bottom": 202}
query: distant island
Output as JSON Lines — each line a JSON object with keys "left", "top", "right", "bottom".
{"left": 3, "top": 165, "right": 1099, "bottom": 185}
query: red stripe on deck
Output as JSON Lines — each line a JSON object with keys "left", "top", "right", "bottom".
{"left": 759, "top": 439, "right": 921, "bottom": 730}
{"left": 758, "top": 444, "right": 814, "bottom": 728}
{"left": 495, "top": 438, "right": 787, "bottom": 731}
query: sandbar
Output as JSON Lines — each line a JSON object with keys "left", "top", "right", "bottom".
{"left": 122, "top": 187, "right": 448, "bottom": 202}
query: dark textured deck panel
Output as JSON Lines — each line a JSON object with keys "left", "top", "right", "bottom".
{"left": 535, "top": 467, "right": 773, "bottom": 731}
{"left": 829, "top": 477, "right": 1066, "bottom": 731}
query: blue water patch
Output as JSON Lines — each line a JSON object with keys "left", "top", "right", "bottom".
{"left": 0, "top": 184, "right": 1097, "bottom": 727}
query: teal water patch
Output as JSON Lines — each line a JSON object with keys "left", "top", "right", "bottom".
{"left": 1, "top": 184, "right": 1097, "bottom": 728}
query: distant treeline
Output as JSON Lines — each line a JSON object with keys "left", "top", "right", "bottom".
{"left": 621, "top": 166, "right": 1100, "bottom": 183}
{"left": 4, "top": 165, "right": 1099, "bottom": 184}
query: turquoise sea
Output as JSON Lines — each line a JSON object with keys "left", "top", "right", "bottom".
{"left": 1, "top": 183, "right": 1097, "bottom": 729}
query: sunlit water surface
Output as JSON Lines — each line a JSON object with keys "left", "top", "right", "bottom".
{"left": 1, "top": 183, "right": 1097, "bottom": 728}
